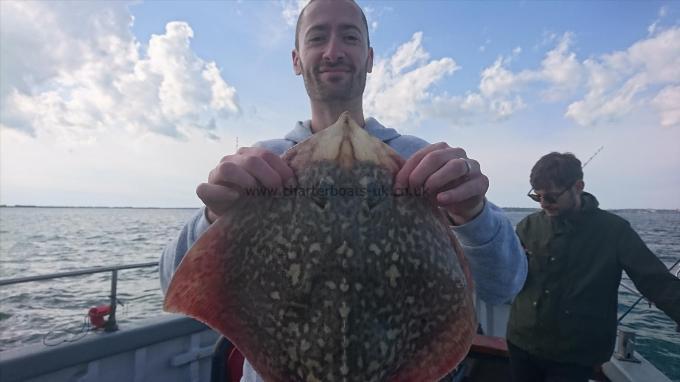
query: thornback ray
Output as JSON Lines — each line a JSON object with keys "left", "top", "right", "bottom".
{"left": 164, "top": 112, "right": 477, "bottom": 382}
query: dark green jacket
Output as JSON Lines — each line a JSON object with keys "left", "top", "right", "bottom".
{"left": 507, "top": 192, "right": 680, "bottom": 366}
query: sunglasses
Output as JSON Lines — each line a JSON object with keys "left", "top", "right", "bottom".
{"left": 527, "top": 183, "right": 573, "bottom": 204}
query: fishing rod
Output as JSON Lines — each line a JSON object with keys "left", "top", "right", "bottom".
{"left": 582, "top": 145, "right": 604, "bottom": 169}
{"left": 618, "top": 257, "right": 680, "bottom": 323}
{"left": 526, "top": 145, "right": 604, "bottom": 195}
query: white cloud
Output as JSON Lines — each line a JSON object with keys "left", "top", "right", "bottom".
{"left": 652, "top": 85, "right": 680, "bottom": 128}
{"left": 363, "top": 27, "right": 679, "bottom": 130}
{"left": 364, "top": 32, "right": 459, "bottom": 126}
{"left": 281, "top": 0, "right": 309, "bottom": 27}
{"left": 453, "top": 28, "right": 679, "bottom": 128}
{"left": 422, "top": 93, "right": 483, "bottom": 127}
{"left": 283, "top": 1, "right": 380, "bottom": 34}
{"left": 565, "top": 27, "right": 680, "bottom": 126}
{"left": 537, "top": 32, "right": 583, "bottom": 99}
{"left": 363, "top": 6, "right": 379, "bottom": 32}
{"left": 479, "top": 56, "right": 519, "bottom": 97}
{"left": 565, "top": 74, "right": 646, "bottom": 126}
{"left": 365, "top": 33, "right": 531, "bottom": 128}
{"left": 437, "top": 36, "right": 581, "bottom": 124}
{"left": 490, "top": 96, "right": 526, "bottom": 118}
{"left": 0, "top": 1, "right": 239, "bottom": 142}
{"left": 648, "top": 5, "right": 669, "bottom": 36}
{"left": 389, "top": 31, "right": 432, "bottom": 73}
{"left": 479, "top": 33, "right": 583, "bottom": 101}
{"left": 648, "top": 21, "right": 660, "bottom": 36}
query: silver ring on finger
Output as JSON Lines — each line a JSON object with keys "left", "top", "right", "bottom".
{"left": 462, "top": 158, "right": 471, "bottom": 177}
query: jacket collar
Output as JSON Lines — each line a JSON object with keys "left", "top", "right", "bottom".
{"left": 542, "top": 192, "right": 599, "bottom": 232}
{"left": 284, "top": 117, "right": 401, "bottom": 144}
{"left": 579, "top": 192, "right": 599, "bottom": 212}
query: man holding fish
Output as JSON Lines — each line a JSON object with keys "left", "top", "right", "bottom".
{"left": 161, "top": 0, "right": 528, "bottom": 380}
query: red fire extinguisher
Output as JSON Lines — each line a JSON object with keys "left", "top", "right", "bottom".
{"left": 88, "top": 305, "right": 111, "bottom": 329}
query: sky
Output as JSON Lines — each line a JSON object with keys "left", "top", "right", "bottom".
{"left": 1, "top": 0, "right": 679, "bottom": 209}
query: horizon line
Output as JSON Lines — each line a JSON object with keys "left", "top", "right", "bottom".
{"left": 1, "top": 204, "right": 678, "bottom": 212}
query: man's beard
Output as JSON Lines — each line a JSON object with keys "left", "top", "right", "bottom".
{"left": 546, "top": 191, "right": 580, "bottom": 218}
{"left": 301, "top": 61, "right": 367, "bottom": 102}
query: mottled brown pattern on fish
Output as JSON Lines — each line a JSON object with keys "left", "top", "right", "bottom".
{"left": 217, "top": 161, "right": 471, "bottom": 381}
{"left": 164, "top": 112, "right": 476, "bottom": 382}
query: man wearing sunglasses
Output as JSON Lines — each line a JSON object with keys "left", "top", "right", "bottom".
{"left": 506, "top": 152, "right": 680, "bottom": 382}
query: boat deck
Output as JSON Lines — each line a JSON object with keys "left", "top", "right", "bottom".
{"left": 0, "top": 296, "right": 672, "bottom": 382}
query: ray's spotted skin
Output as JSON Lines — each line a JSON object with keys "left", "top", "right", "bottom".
{"left": 164, "top": 113, "right": 476, "bottom": 382}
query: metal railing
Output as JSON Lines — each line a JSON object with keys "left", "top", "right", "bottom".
{"left": 0, "top": 261, "right": 159, "bottom": 332}
{"left": 618, "top": 258, "right": 680, "bottom": 323}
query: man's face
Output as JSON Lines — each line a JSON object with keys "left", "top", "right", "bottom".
{"left": 532, "top": 181, "right": 582, "bottom": 217}
{"left": 292, "top": 0, "right": 373, "bottom": 103}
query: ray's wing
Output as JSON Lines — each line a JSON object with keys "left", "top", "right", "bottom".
{"left": 164, "top": 112, "right": 476, "bottom": 382}
{"left": 163, "top": 198, "right": 256, "bottom": 358}
{"left": 165, "top": 191, "right": 305, "bottom": 381}
{"left": 384, "top": 198, "right": 476, "bottom": 382}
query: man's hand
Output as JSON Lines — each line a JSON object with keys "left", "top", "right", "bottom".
{"left": 196, "top": 147, "right": 296, "bottom": 223}
{"left": 394, "top": 143, "right": 489, "bottom": 225}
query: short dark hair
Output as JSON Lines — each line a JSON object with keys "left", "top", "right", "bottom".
{"left": 295, "top": 0, "right": 371, "bottom": 50}
{"left": 530, "top": 152, "right": 583, "bottom": 190}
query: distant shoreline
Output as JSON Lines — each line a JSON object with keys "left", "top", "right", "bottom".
{"left": 0, "top": 205, "right": 198, "bottom": 210}
{"left": 1, "top": 205, "right": 678, "bottom": 213}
